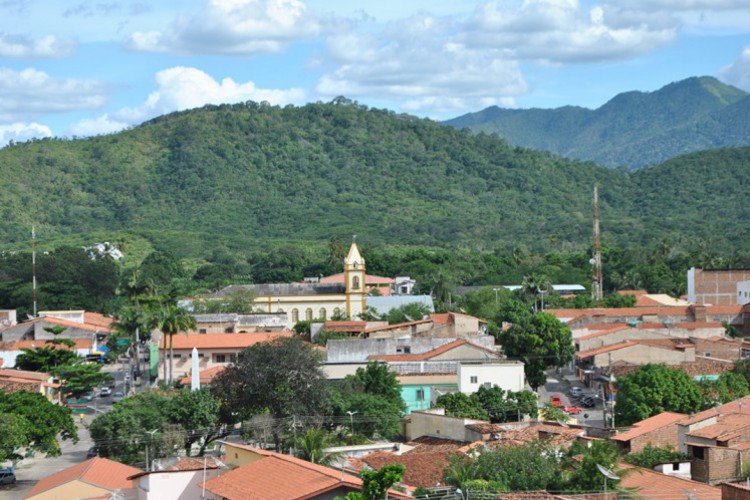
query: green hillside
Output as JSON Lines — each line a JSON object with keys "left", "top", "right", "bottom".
{"left": 444, "top": 76, "right": 749, "bottom": 169}
{"left": 0, "top": 100, "right": 748, "bottom": 261}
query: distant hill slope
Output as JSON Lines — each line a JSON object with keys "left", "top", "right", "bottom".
{"left": 0, "top": 101, "right": 748, "bottom": 257}
{"left": 444, "top": 77, "right": 750, "bottom": 169}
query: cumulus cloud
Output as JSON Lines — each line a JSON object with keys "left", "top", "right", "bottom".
{"left": 126, "top": 0, "right": 329, "bottom": 55}
{"left": 0, "top": 32, "right": 76, "bottom": 58}
{"left": 721, "top": 46, "right": 750, "bottom": 91}
{"left": 0, "top": 68, "right": 108, "bottom": 119}
{"left": 0, "top": 122, "right": 52, "bottom": 147}
{"left": 316, "top": 13, "right": 527, "bottom": 113}
{"left": 463, "top": 1, "right": 677, "bottom": 63}
{"left": 68, "top": 66, "right": 306, "bottom": 137}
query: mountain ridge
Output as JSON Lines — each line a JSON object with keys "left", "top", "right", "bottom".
{"left": 444, "top": 76, "right": 749, "bottom": 169}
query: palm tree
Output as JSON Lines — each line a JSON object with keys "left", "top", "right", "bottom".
{"left": 521, "top": 273, "right": 552, "bottom": 312}
{"left": 153, "top": 304, "right": 196, "bottom": 384}
{"left": 294, "top": 428, "right": 340, "bottom": 466}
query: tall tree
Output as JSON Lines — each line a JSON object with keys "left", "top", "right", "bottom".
{"left": 212, "top": 336, "right": 328, "bottom": 450}
{"left": 615, "top": 364, "right": 702, "bottom": 426}
{"left": 499, "top": 312, "right": 574, "bottom": 390}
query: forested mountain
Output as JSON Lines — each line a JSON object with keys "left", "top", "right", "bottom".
{"left": 444, "top": 77, "right": 750, "bottom": 169}
{"left": 0, "top": 100, "right": 748, "bottom": 260}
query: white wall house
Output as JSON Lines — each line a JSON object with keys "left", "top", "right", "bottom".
{"left": 458, "top": 360, "right": 526, "bottom": 394}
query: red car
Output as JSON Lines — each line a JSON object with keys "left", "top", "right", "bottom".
{"left": 564, "top": 405, "right": 582, "bottom": 414}
{"left": 550, "top": 395, "right": 563, "bottom": 407}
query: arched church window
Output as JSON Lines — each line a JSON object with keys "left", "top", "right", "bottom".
{"left": 352, "top": 276, "right": 360, "bottom": 290}
{"left": 305, "top": 308, "right": 313, "bottom": 321}
{"left": 319, "top": 308, "right": 327, "bottom": 320}
{"left": 291, "top": 309, "right": 299, "bottom": 323}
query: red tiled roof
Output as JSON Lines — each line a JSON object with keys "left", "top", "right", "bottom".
{"left": 84, "top": 312, "right": 114, "bottom": 329}
{"left": 680, "top": 396, "right": 750, "bottom": 426}
{"left": 165, "top": 332, "right": 292, "bottom": 350}
{"left": 576, "top": 324, "right": 630, "bottom": 340}
{"left": 576, "top": 341, "right": 636, "bottom": 359}
{"left": 369, "top": 339, "right": 499, "bottom": 362}
{"left": 322, "top": 321, "right": 368, "bottom": 333}
{"left": 178, "top": 366, "right": 226, "bottom": 386}
{"left": 361, "top": 451, "right": 450, "bottom": 489}
{"left": 363, "top": 319, "right": 433, "bottom": 334}
{"left": 0, "top": 369, "right": 52, "bottom": 381}
{"left": 611, "top": 412, "right": 686, "bottom": 442}
{"left": 11, "top": 316, "right": 112, "bottom": 333}
{"left": 686, "top": 413, "right": 750, "bottom": 441}
{"left": 618, "top": 464, "right": 720, "bottom": 499}
{"left": 24, "top": 457, "right": 140, "bottom": 499}
{"left": 0, "top": 338, "right": 94, "bottom": 352}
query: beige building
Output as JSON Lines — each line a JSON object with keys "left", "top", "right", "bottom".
{"left": 206, "top": 243, "right": 368, "bottom": 329}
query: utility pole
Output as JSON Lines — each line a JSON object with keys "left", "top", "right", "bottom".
{"left": 31, "top": 226, "right": 37, "bottom": 318}
{"left": 591, "top": 185, "right": 603, "bottom": 301}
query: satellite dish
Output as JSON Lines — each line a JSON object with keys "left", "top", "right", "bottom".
{"left": 597, "top": 464, "right": 619, "bottom": 481}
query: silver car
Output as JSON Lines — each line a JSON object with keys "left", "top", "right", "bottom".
{"left": 0, "top": 469, "right": 16, "bottom": 485}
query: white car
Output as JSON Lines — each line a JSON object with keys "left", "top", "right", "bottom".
{"left": 100, "top": 387, "right": 112, "bottom": 397}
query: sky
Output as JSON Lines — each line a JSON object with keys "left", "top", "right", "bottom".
{"left": 1, "top": 0, "right": 749, "bottom": 147}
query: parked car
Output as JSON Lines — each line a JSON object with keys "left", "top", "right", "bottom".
{"left": 0, "top": 469, "right": 15, "bottom": 485}
{"left": 581, "top": 396, "right": 597, "bottom": 408}
{"left": 112, "top": 391, "right": 125, "bottom": 403}
{"left": 100, "top": 387, "right": 112, "bottom": 397}
{"left": 564, "top": 405, "right": 583, "bottom": 414}
{"left": 550, "top": 395, "right": 563, "bottom": 407}
{"left": 86, "top": 447, "right": 98, "bottom": 459}
{"left": 569, "top": 387, "right": 584, "bottom": 398}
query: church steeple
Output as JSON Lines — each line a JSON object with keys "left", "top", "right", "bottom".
{"left": 344, "top": 241, "right": 366, "bottom": 318}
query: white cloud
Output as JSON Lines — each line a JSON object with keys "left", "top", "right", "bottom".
{"left": 125, "top": 0, "right": 329, "bottom": 55}
{"left": 0, "top": 122, "right": 52, "bottom": 148}
{"left": 463, "top": 1, "right": 678, "bottom": 63}
{"left": 69, "top": 66, "right": 306, "bottom": 137}
{"left": 68, "top": 115, "right": 130, "bottom": 138}
{"left": 721, "top": 46, "right": 750, "bottom": 91}
{"left": 0, "top": 68, "right": 108, "bottom": 119}
{"left": 316, "top": 13, "right": 527, "bottom": 113}
{"left": 0, "top": 32, "right": 76, "bottom": 58}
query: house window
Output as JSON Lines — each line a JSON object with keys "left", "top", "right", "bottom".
{"left": 416, "top": 389, "right": 425, "bottom": 401}
{"left": 672, "top": 463, "right": 679, "bottom": 471}
{"left": 305, "top": 308, "right": 313, "bottom": 321}
{"left": 691, "top": 446, "right": 705, "bottom": 460}
{"left": 470, "top": 376, "right": 478, "bottom": 384}
{"left": 483, "top": 382, "right": 492, "bottom": 389}
{"left": 292, "top": 309, "right": 299, "bottom": 323}
{"left": 230, "top": 354, "right": 237, "bottom": 363}
{"left": 172, "top": 354, "right": 182, "bottom": 359}
{"left": 199, "top": 329, "right": 207, "bottom": 334}
{"left": 396, "top": 346, "right": 411, "bottom": 354}
{"left": 214, "top": 354, "right": 226, "bottom": 363}
{"left": 319, "top": 308, "right": 327, "bottom": 320}
{"left": 225, "top": 327, "right": 233, "bottom": 333}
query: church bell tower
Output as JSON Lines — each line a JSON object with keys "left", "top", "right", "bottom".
{"left": 344, "top": 240, "right": 366, "bottom": 319}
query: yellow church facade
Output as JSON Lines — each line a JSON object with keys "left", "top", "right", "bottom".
{"left": 213, "top": 243, "right": 367, "bottom": 329}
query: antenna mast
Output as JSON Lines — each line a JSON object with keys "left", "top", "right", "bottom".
{"left": 32, "top": 225, "right": 37, "bottom": 317}
{"left": 591, "top": 185, "right": 603, "bottom": 301}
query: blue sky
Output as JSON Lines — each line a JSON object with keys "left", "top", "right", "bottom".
{"left": 1, "top": 0, "right": 749, "bottom": 147}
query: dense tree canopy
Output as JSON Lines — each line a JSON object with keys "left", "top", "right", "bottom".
{"left": 615, "top": 364, "right": 703, "bottom": 426}
{"left": 499, "top": 312, "right": 574, "bottom": 390}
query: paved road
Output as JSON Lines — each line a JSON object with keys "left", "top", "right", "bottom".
{"left": 540, "top": 367, "right": 605, "bottom": 427}
{"left": 0, "top": 362, "right": 135, "bottom": 499}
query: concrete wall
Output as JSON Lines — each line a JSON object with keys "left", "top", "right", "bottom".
{"left": 653, "top": 461, "right": 691, "bottom": 480}
{"left": 136, "top": 469, "right": 222, "bottom": 500}
{"left": 458, "top": 361, "right": 525, "bottom": 394}
{"left": 325, "top": 336, "right": 495, "bottom": 363}
{"left": 593, "top": 344, "right": 694, "bottom": 366}
{"left": 576, "top": 329, "right": 666, "bottom": 352}
{"left": 405, "top": 408, "right": 485, "bottom": 442}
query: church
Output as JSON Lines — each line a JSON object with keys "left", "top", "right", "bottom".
{"left": 211, "top": 242, "right": 368, "bottom": 329}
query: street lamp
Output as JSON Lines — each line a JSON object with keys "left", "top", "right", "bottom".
{"left": 144, "top": 429, "right": 158, "bottom": 471}
{"left": 346, "top": 410, "right": 358, "bottom": 435}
